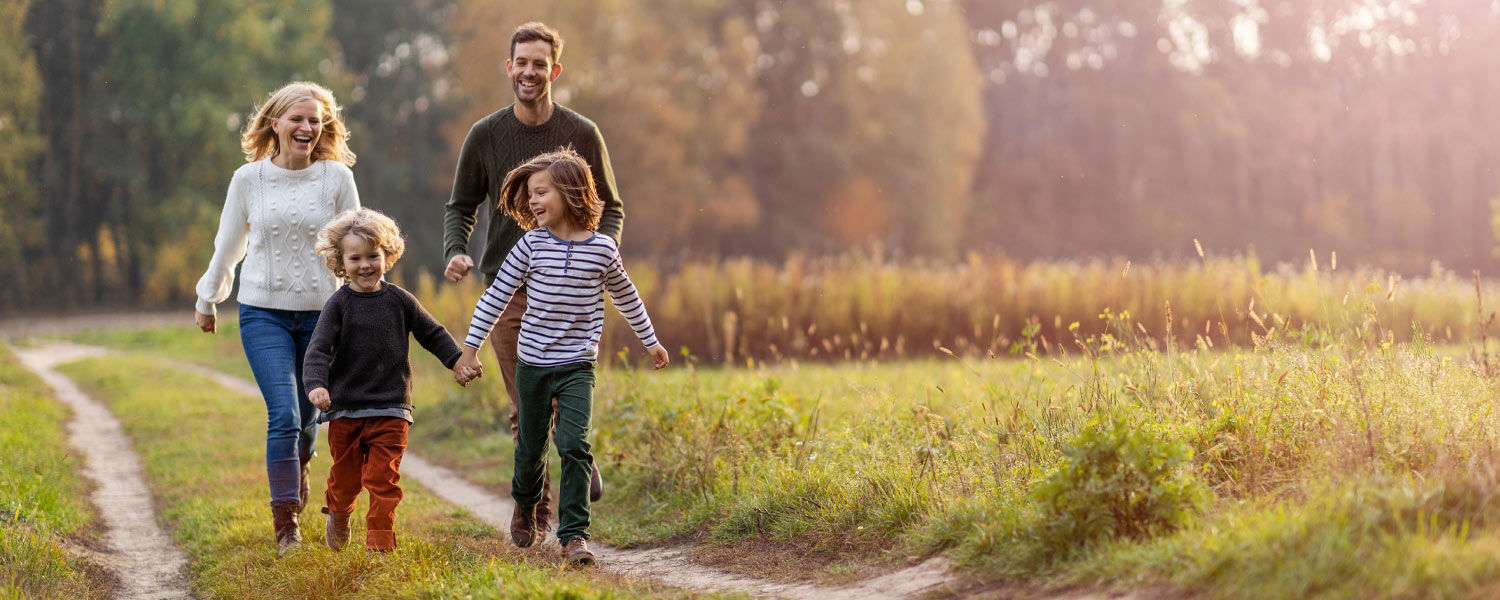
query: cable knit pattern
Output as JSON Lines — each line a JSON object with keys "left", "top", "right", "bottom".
{"left": 196, "top": 158, "right": 360, "bottom": 316}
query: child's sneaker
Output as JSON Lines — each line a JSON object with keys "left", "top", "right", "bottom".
{"left": 322, "top": 507, "right": 351, "bottom": 551}
{"left": 562, "top": 537, "right": 596, "bottom": 567}
{"left": 511, "top": 504, "right": 538, "bottom": 548}
{"left": 366, "top": 548, "right": 389, "bottom": 560}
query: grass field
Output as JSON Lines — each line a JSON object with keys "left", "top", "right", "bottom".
{"left": 68, "top": 257, "right": 1500, "bottom": 598}
{"left": 0, "top": 344, "right": 108, "bottom": 599}
{"left": 57, "top": 353, "right": 736, "bottom": 599}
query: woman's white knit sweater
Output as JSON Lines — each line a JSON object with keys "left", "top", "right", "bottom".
{"left": 195, "top": 158, "right": 361, "bottom": 316}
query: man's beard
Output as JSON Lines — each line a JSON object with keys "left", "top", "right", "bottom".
{"left": 513, "top": 79, "right": 549, "bottom": 107}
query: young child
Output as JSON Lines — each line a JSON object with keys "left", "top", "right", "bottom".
{"left": 303, "top": 208, "right": 475, "bottom": 555}
{"left": 457, "top": 149, "right": 669, "bottom": 567}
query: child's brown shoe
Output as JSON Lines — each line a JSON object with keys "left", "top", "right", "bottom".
{"left": 510, "top": 504, "right": 538, "bottom": 548}
{"left": 563, "top": 537, "right": 596, "bottom": 567}
{"left": 322, "top": 506, "right": 351, "bottom": 551}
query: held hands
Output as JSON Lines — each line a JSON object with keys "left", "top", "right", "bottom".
{"left": 195, "top": 311, "right": 216, "bottom": 334}
{"left": 444, "top": 255, "right": 474, "bottom": 282}
{"left": 454, "top": 347, "right": 484, "bottom": 386}
{"left": 309, "top": 387, "right": 331, "bottom": 411}
{"left": 647, "top": 344, "right": 671, "bottom": 370}
{"left": 454, "top": 364, "right": 482, "bottom": 386}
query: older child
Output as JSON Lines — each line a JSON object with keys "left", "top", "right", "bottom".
{"left": 304, "top": 208, "right": 473, "bottom": 554}
{"left": 457, "top": 149, "right": 668, "bottom": 567}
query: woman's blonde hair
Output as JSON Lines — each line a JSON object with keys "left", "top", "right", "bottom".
{"left": 241, "top": 81, "right": 356, "bottom": 166}
{"left": 500, "top": 148, "right": 601, "bottom": 231}
{"left": 315, "top": 209, "right": 405, "bottom": 278}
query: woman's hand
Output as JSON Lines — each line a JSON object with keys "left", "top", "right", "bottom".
{"left": 648, "top": 344, "right": 670, "bottom": 370}
{"left": 195, "top": 311, "right": 217, "bottom": 334}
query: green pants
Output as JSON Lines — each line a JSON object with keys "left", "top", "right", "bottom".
{"left": 513, "top": 360, "right": 595, "bottom": 544}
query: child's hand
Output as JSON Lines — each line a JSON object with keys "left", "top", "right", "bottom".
{"left": 647, "top": 344, "right": 670, "bottom": 370}
{"left": 455, "top": 348, "right": 483, "bottom": 386}
{"left": 309, "top": 387, "right": 331, "bottom": 411}
{"left": 454, "top": 364, "right": 480, "bottom": 386}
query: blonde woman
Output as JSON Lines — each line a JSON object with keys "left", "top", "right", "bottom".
{"left": 193, "top": 81, "right": 360, "bottom": 554}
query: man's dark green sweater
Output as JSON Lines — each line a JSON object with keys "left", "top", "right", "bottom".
{"left": 443, "top": 104, "right": 624, "bottom": 286}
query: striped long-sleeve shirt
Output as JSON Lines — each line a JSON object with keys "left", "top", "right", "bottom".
{"left": 465, "top": 229, "right": 659, "bottom": 366}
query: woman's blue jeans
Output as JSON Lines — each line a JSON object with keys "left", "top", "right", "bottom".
{"left": 238, "top": 303, "right": 320, "bottom": 506}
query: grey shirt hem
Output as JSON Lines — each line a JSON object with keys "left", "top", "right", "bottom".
{"left": 318, "top": 407, "right": 413, "bottom": 424}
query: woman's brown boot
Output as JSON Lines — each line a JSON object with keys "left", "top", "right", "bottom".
{"left": 272, "top": 500, "right": 303, "bottom": 555}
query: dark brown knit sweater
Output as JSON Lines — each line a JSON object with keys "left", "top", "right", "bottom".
{"left": 442, "top": 103, "right": 624, "bottom": 286}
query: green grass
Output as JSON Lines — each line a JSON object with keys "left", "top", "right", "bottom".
{"left": 76, "top": 276, "right": 1500, "bottom": 597}
{"left": 0, "top": 344, "right": 108, "bottom": 599}
{"left": 57, "top": 354, "right": 739, "bottom": 599}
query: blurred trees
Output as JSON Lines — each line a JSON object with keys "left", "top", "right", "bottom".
{"left": 0, "top": 0, "right": 44, "bottom": 308}
{"left": 93, "top": 0, "right": 335, "bottom": 304}
{"left": 329, "top": 0, "right": 455, "bottom": 272}
{"left": 23, "top": 0, "right": 333, "bottom": 308}
{"left": 444, "top": 0, "right": 981, "bottom": 259}
{"left": 5, "top": 0, "right": 1500, "bottom": 311}
{"left": 957, "top": 0, "right": 1500, "bottom": 271}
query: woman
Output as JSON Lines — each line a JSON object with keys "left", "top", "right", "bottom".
{"left": 194, "top": 81, "right": 360, "bottom": 554}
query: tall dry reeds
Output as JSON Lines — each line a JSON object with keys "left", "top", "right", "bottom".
{"left": 406, "top": 252, "right": 1500, "bottom": 366}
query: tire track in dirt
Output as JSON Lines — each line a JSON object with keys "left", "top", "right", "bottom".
{"left": 158, "top": 350, "right": 961, "bottom": 599}
{"left": 13, "top": 342, "right": 194, "bottom": 600}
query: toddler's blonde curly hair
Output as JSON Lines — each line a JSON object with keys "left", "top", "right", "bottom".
{"left": 315, "top": 208, "right": 405, "bottom": 278}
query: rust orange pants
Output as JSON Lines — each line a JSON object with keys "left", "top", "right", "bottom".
{"left": 324, "top": 416, "right": 408, "bottom": 550}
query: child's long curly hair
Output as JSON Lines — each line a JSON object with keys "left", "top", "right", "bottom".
{"left": 315, "top": 209, "right": 405, "bottom": 278}
{"left": 499, "top": 148, "right": 601, "bottom": 231}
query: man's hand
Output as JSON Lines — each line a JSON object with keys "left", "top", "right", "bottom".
{"left": 309, "top": 388, "right": 331, "bottom": 411}
{"left": 195, "top": 311, "right": 216, "bottom": 334}
{"left": 648, "top": 344, "right": 670, "bottom": 370}
{"left": 445, "top": 254, "right": 475, "bottom": 282}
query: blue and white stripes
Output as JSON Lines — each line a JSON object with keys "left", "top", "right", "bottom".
{"left": 465, "top": 229, "right": 659, "bottom": 366}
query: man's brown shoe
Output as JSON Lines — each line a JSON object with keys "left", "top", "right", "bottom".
{"left": 590, "top": 462, "right": 603, "bottom": 503}
{"left": 322, "top": 506, "right": 351, "bottom": 551}
{"left": 297, "top": 454, "right": 313, "bottom": 514}
{"left": 534, "top": 497, "right": 553, "bottom": 534}
{"left": 563, "top": 537, "right": 596, "bottom": 567}
{"left": 510, "top": 504, "right": 538, "bottom": 548}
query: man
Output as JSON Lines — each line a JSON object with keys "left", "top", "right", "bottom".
{"left": 442, "top": 21, "right": 622, "bottom": 561}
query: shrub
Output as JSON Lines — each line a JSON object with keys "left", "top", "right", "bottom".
{"left": 1030, "top": 412, "right": 1205, "bottom": 559}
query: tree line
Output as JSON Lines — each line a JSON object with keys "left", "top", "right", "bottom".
{"left": 1, "top": 0, "right": 1496, "bottom": 311}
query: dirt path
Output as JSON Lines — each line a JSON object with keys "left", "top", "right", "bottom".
{"left": 0, "top": 310, "right": 183, "bottom": 340}
{"left": 158, "top": 350, "right": 962, "bottom": 599}
{"left": 14, "top": 342, "right": 194, "bottom": 600}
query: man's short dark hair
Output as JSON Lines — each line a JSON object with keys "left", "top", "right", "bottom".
{"left": 511, "top": 22, "right": 563, "bottom": 65}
